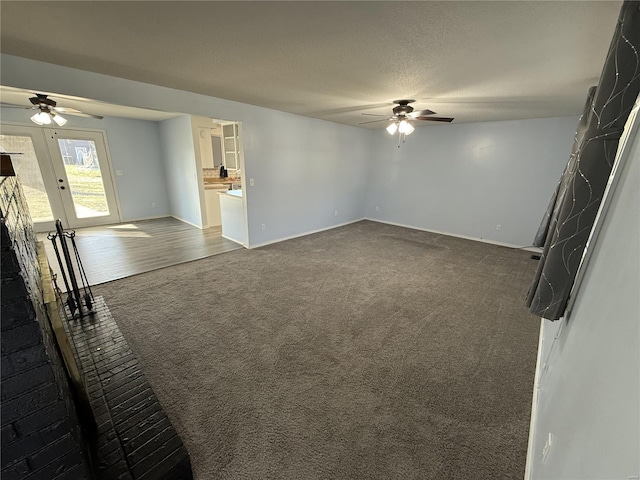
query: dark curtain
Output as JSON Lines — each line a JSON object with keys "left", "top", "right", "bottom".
{"left": 533, "top": 87, "right": 596, "bottom": 248}
{"left": 527, "top": 0, "right": 640, "bottom": 320}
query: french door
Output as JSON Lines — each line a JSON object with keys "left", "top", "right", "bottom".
{"left": 0, "top": 124, "right": 121, "bottom": 232}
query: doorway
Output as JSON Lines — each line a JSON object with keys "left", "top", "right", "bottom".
{"left": 0, "top": 124, "right": 121, "bottom": 232}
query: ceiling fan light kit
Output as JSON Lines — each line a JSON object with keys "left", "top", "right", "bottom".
{"left": 30, "top": 109, "right": 68, "bottom": 126}
{"left": 53, "top": 114, "right": 68, "bottom": 126}
{"left": 30, "top": 110, "right": 52, "bottom": 125}
{"left": 397, "top": 119, "right": 414, "bottom": 135}
{"left": 385, "top": 122, "right": 398, "bottom": 135}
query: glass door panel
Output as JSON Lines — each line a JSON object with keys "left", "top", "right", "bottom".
{"left": 45, "top": 129, "right": 120, "bottom": 228}
{"left": 0, "top": 125, "right": 65, "bottom": 232}
{"left": 0, "top": 134, "right": 55, "bottom": 222}
{"left": 56, "top": 138, "right": 110, "bottom": 218}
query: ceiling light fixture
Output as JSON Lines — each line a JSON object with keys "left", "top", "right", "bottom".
{"left": 386, "top": 117, "right": 415, "bottom": 145}
{"left": 30, "top": 110, "right": 52, "bottom": 125}
{"left": 30, "top": 108, "right": 67, "bottom": 126}
{"left": 52, "top": 113, "right": 67, "bottom": 126}
{"left": 398, "top": 119, "right": 414, "bottom": 135}
{"left": 386, "top": 122, "right": 398, "bottom": 135}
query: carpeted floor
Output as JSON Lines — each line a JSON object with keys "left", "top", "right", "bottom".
{"left": 94, "top": 220, "right": 541, "bottom": 479}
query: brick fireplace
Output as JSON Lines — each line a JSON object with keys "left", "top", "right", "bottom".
{"left": 1, "top": 171, "right": 91, "bottom": 479}
{"left": 1, "top": 158, "right": 193, "bottom": 479}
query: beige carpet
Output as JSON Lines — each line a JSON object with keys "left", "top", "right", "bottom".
{"left": 95, "top": 220, "right": 540, "bottom": 479}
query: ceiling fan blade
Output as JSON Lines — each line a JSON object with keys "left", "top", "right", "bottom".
{"left": 53, "top": 106, "right": 84, "bottom": 115}
{"left": 0, "top": 104, "right": 33, "bottom": 110}
{"left": 359, "top": 118, "right": 392, "bottom": 125}
{"left": 410, "top": 109, "right": 437, "bottom": 117}
{"left": 414, "top": 116, "right": 454, "bottom": 123}
{"left": 361, "top": 113, "right": 389, "bottom": 117}
{"left": 57, "top": 110, "right": 104, "bottom": 120}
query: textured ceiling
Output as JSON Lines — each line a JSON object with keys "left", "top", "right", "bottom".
{"left": 0, "top": 1, "right": 622, "bottom": 128}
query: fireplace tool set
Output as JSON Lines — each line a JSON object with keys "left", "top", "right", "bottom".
{"left": 47, "top": 219, "right": 94, "bottom": 318}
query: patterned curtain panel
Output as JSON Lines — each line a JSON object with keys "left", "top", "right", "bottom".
{"left": 527, "top": 1, "right": 640, "bottom": 320}
{"left": 533, "top": 87, "right": 596, "bottom": 248}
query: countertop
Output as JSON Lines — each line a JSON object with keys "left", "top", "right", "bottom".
{"left": 204, "top": 178, "right": 239, "bottom": 185}
{"left": 204, "top": 179, "right": 241, "bottom": 190}
{"left": 219, "top": 189, "right": 243, "bottom": 198}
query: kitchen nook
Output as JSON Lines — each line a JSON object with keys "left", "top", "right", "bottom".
{"left": 196, "top": 118, "right": 246, "bottom": 246}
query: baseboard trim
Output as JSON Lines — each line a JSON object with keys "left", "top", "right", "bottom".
{"left": 524, "top": 318, "right": 545, "bottom": 480}
{"left": 247, "top": 218, "right": 539, "bottom": 251}
{"left": 121, "top": 214, "right": 171, "bottom": 223}
{"left": 248, "top": 218, "right": 366, "bottom": 249}
{"left": 171, "top": 215, "right": 203, "bottom": 229}
{"left": 364, "top": 218, "right": 538, "bottom": 250}
{"left": 221, "top": 233, "right": 245, "bottom": 247}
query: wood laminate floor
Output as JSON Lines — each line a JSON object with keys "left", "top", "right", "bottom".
{"left": 39, "top": 217, "right": 243, "bottom": 287}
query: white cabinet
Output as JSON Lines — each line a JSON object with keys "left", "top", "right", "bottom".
{"left": 219, "top": 191, "right": 245, "bottom": 245}
{"left": 222, "top": 123, "right": 239, "bottom": 170}
{"left": 204, "top": 187, "right": 225, "bottom": 227}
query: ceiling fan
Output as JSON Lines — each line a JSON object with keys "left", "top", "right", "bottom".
{"left": 2, "top": 93, "right": 104, "bottom": 126}
{"left": 360, "top": 99, "right": 454, "bottom": 137}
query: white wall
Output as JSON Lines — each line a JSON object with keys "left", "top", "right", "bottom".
{"left": 527, "top": 118, "right": 639, "bottom": 478}
{"left": 0, "top": 106, "right": 171, "bottom": 221}
{"left": 365, "top": 116, "right": 577, "bottom": 246}
{"left": 158, "top": 115, "right": 202, "bottom": 227}
{"left": 1, "top": 54, "right": 371, "bottom": 246}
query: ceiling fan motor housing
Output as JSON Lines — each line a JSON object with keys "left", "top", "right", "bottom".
{"left": 392, "top": 99, "right": 415, "bottom": 117}
{"left": 29, "top": 95, "right": 57, "bottom": 108}
{"left": 392, "top": 105, "right": 413, "bottom": 117}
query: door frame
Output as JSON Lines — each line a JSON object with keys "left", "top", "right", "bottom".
{"left": 44, "top": 127, "right": 122, "bottom": 228}
{"left": 0, "top": 122, "right": 122, "bottom": 231}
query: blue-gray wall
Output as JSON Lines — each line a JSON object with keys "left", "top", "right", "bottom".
{"left": 158, "top": 115, "right": 202, "bottom": 227}
{"left": 365, "top": 116, "right": 577, "bottom": 247}
{"left": 240, "top": 107, "right": 371, "bottom": 246}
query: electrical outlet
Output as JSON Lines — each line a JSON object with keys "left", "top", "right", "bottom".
{"left": 116, "top": 170, "right": 123, "bottom": 176}
{"left": 151, "top": 202, "right": 157, "bottom": 208}
{"left": 261, "top": 223, "right": 265, "bottom": 230}
{"left": 496, "top": 224, "right": 502, "bottom": 231}
{"left": 334, "top": 210, "right": 338, "bottom": 216}
{"left": 249, "top": 178, "right": 255, "bottom": 186}
{"left": 375, "top": 206, "right": 380, "bottom": 211}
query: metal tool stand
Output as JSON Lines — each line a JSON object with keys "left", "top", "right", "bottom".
{"left": 47, "top": 219, "right": 94, "bottom": 318}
